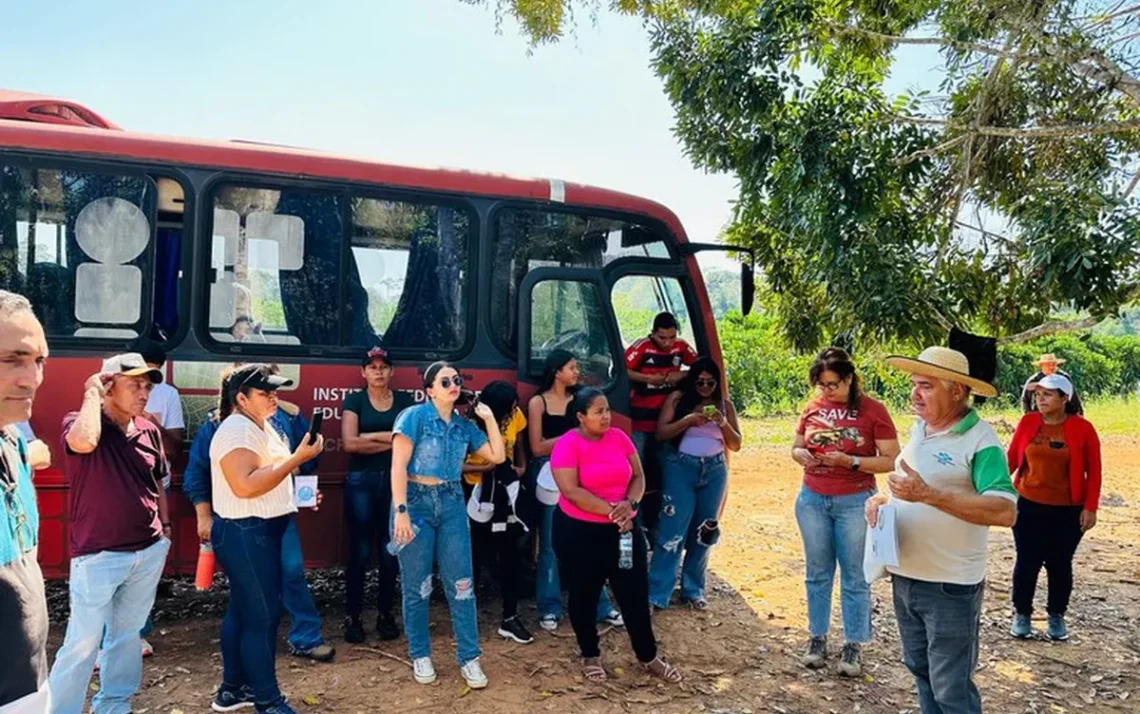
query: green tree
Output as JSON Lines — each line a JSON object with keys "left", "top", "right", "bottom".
{"left": 467, "top": 0, "right": 1140, "bottom": 351}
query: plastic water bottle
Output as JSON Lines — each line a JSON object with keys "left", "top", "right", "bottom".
{"left": 387, "top": 521, "right": 421, "bottom": 556}
{"left": 618, "top": 531, "right": 634, "bottom": 570}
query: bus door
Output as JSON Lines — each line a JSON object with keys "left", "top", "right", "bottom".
{"left": 516, "top": 267, "right": 630, "bottom": 426}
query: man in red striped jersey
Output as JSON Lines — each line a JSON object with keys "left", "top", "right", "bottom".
{"left": 624, "top": 312, "right": 698, "bottom": 540}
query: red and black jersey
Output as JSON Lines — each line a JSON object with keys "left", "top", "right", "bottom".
{"left": 624, "top": 336, "right": 698, "bottom": 432}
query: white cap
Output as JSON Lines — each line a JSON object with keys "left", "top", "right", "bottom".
{"left": 101, "top": 353, "right": 163, "bottom": 383}
{"left": 1028, "top": 373, "right": 1073, "bottom": 398}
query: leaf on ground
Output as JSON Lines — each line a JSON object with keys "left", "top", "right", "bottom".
{"left": 459, "top": 686, "right": 471, "bottom": 697}
{"left": 302, "top": 695, "right": 321, "bottom": 706}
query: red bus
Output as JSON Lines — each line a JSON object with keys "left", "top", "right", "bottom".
{"left": 0, "top": 89, "right": 753, "bottom": 579}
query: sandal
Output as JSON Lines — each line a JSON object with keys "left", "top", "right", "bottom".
{"left": 645, "top": 656, "right": 683, "bottom": 683}
{"left": 583, "top": 657, "right": 607, "bottom": 682}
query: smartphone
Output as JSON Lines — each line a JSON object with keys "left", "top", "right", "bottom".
{"left": 702, "top": 404, "right": 718, "bottom": 416}
{"left": 308, "top": 411, "right": 324, "bottom": 441}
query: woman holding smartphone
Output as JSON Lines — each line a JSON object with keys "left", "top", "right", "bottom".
{"left": 390, "top": 362, "right": 506, "bottom": 689}
{"left": 647, "top": 357, "right": 741, "bottom": 612}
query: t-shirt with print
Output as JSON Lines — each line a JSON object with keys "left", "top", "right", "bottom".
{"left": 61, "top": 413, "right": 166, "bottom": 558}
{"left": 624, "top": 336, "right": 698, "bottom": 432}
{"left": 550, "top": 428, "right": 637, "bottom": 524}
{"left": 888, "top": 410, "right": 1017, "bottom": 585}
{"left": 210, "top": 414, "right": 296, "bottom": 520}
{"left": 0, "top": 428, "right": 48, "bottom": 708}
{"left": 465, "top": 407, "right": 526, "bottom": 486}
{"left": 343, "top": 389, "right": 416, "bottom": 473}
{"left": 796, "top": 395, "right": 896, "bottom": 496}
{"left": 1017, "top": 422, "right": 1074, "bottom": 506}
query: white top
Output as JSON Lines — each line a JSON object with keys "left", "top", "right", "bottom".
{"left": 209, "top": 413, "right": 296, "bottom": 519}
{"left": 146, "top": 382, "right": 185, "bottom": 430}
{"left": 887, "top": 410, "right": 1017, "bottom": 585}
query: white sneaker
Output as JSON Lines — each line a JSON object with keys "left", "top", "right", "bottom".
{"left": 413, "top": 656, "right": 437, "bottom": 684}
{"left": 538, "top": 616, "right": 558, "bottom": 632}
{"left": 600, "top": 611, "right": 624, "bottom": 628}
{"left": 140, "top": 638, "right": 154, "bottom": 657}
{"left": 460, "top": 658, "right": 488, "bottom": 689}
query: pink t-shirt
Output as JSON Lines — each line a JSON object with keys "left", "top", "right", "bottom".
{"left": 549, "top": 428, "right": 636, "bottom": 523}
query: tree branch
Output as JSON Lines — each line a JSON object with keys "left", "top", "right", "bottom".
{"left": 890, "top": 115, "right": 1140, "bottom": 137}
{"left": 893, "top": 134, "right": 968, "bottom": 165}
{"left": 1125, "top": 168, "right": 1140, "bottom": 198}
{"left": 824, "top": 22, "right": 1018, "bottom": 59}
{"left": 1080, "top": 3, "right": 1140, "bottom": 29}
{"left": 996, "top": 316, "right": 1100, "bottom": 344}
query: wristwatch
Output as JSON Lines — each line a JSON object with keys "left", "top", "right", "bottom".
{"left": 396, "top": 504, "right": 408, "bottom": 514}
{"left": 850, "top": 456, "right": 862, "bottom": 472}
{"left": 629, "top": 500, "right": 640, "bottom": 512}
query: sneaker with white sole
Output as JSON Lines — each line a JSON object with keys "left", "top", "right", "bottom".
{"left": 599, "top": 611, "right": 624, "bottom": 628}
{"left": 460, "top": 658, "right": 489, "bottom": 689}
{"left": 538, "top": 616, "right": 558, "bottom": 632}
{"left": 413, "top": 656, "right": 437, "bottom": 684}
{"left": 498, "top": 616, "right": 535, "bottom": 644}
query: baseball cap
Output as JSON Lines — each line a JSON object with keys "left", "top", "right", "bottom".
{"left": 227, "top": 364, "right": 294, "bottom": 393}
{"left": 1027, "top": 373, "right": 1074, "bottom": 398}
{"left": 101, "top": 353, "right": 163, "bottom": 384}
{"left": 361, "top": 346, "right": 392, "bottom": 367}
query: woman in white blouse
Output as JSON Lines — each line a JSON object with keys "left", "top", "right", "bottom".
{"left": 207, "top": 364, "right": 322, "bottom": 714}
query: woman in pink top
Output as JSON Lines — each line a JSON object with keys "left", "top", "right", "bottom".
{"left": 550, "top": 388, "right": 682, "bottom": 685}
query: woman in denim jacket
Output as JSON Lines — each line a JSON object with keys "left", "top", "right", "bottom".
{"left": 390, "top": 362, "right": 505, "bottom": 689}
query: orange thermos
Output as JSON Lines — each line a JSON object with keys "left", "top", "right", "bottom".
{"left": 195, "top": 543, "right": 216, "bottom": 591}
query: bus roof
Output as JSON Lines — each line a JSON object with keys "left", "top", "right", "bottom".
{"left": 0, "top": 89, "right": 689, "bottom": 242}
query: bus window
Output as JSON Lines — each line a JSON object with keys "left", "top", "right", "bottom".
{"left": 351, "top": 197, "right": 468, "bottom": 351}
{"left": 0, "top": 163, "right": 157, "bottom": 339}
{"left": 529, "top": 278, "right": 614, "bottom": 387}
{"left": 492, "top": 208, "right": 670, "bottom": 353}
{"left": 208, "top": 186, "right": 348, "bottom": 347}
{"left": 611, "top": 275, "right": 695, "bottom": 349}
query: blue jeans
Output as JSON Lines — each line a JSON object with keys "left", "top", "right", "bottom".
{"left": 535, "top": 482, "right": 615, "bottom": 621}
{"left": 49, "top": 538, "right": 170, "bottom": 714}
{"left": 647, "top": 452, "right": 727, "bottom": 608}
{"left": 631, "top": 431, "right": 664, "bottom": 536}
{"left": 344, "top": 470, "right": 399, "bottom": 618}
{"left": 793, "top": 485, "right": 872, "bottom": 643}
{"left": 893, "top": 575, "right": 984, "bottom": 714}
{"left": 392, "top": 481, "right": 480, "bottom": 665}
{"left": 280, "top": 515, "right": 325, "bottom": 650}
{"left": 213, "top": 515, "right": 288, "bottom": 709}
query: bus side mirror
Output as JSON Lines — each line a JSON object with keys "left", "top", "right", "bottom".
{"left": 742, "top": 261, "right": 755, "bottom": 316}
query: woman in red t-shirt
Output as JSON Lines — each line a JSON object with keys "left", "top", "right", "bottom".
{"left": 790, "top": 348, "right": 899, "bottom": 677}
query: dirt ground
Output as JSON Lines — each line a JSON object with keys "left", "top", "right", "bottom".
{"left": 49, "top": 427, "right": 1140, "bottom": 714}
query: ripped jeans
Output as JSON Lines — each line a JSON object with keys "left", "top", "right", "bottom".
{"left": 647, "top": 451, "right": 727, "bottom": 608}
{"left": 392, "top": 481, "right": 480, "bottom": 665}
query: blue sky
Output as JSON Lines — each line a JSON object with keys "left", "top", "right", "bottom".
{"left": 1, "top": 0, "right": 936, "bottom": 246}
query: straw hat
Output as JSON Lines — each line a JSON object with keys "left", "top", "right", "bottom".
{"left": 1034, "top": 353, "right": 1066, "bottom": 366}
{"left": 885, "top": 346, "right": 998, "bottom": 398}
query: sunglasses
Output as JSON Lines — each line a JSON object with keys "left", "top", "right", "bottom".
{"left": 695, "top": 379, "right": 717, "bottom": 387}
{"left": 438, "top": 375, "right": 464, "bottom": 389}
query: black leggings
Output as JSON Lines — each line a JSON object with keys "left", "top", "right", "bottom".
{"left": 344, "top": 470, "right": 399, "bottom": 618}
{"left": 552, "top": 508, "right": 657, "bottom": 662}
{"left": 1012, "top": 497, "right": 1085, "bottom": 616}
{"left": 470, "top": 522, "right": 523, "bottom": 620}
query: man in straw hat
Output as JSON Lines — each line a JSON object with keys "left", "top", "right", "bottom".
{"left": 1020, "top": 354, "right": 1082, "bottom": 415}
{"left": 867, "top": 346, "right": 1017, "bottom": 714}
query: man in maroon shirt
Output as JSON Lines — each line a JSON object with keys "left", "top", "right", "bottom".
{"left": 47, "top": 353, "right": 172, "bottom": 714}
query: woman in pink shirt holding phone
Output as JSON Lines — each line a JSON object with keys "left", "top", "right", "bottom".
{"left": 550, "top": 387, "right": 682, "bottom": 685}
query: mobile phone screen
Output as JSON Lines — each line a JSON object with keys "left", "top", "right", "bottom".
{"left": 308, "top": 411, "right": 324, "bottom": 440}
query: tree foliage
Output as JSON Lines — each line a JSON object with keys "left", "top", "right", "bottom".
{"left": 467, "top": 0, "right": 1140, "bottom": 351}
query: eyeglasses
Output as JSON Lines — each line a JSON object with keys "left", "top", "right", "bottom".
{"left": 819, "top": 380, "right": 843, "bottom": 391}
{"left": 438, "top": 375, "right": 464, "bottom": 389}
{"left": 695, "top": 379, "right": 717, "bottom": 387}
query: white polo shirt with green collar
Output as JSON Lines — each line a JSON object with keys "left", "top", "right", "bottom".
{"left": 888, "top": 409, "right": 1017, "bottom": 586}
